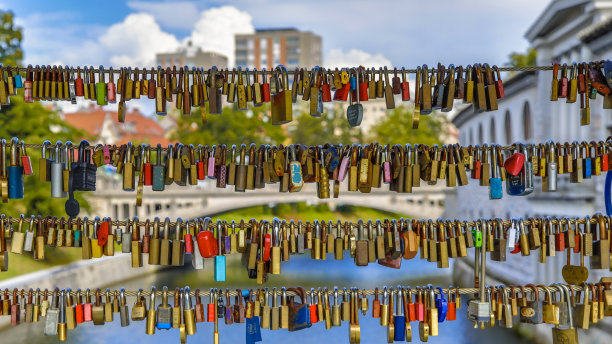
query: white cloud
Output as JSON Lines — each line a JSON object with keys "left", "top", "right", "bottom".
{"left": 324, "top": 49, "right": 392, "bottom": 69}
{"left": 99, "top": 13, "right": 181, "bottom": 66}
{"left": 126, "top": 1, "right": 201, "bottom": 31}
{"left": 184, "top": 6, "right": 254, "bottom": 67}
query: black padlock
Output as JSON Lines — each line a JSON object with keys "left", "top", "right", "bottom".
{"left": 71, "top": 140, "right": 97, "bottom": 191}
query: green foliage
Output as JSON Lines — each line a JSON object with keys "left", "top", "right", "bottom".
{"left": 170, "top": 103, "right": 285, "bottom": 145}
{"left": 369, "top": 104, "right": 448, "bottom": 146}
{"left": 505, "top": 48, "right": 537, "bottom": 68}
{"left": 0, "top": 96, "right": 88, "bottom": 215}
{"left": 0, "top": 11, "right": 86, "bottom": 216}
{"left": 287, "top": 104, "right": 363, "bottom": 145}
{"left": 0, "top": 11, "right": 23, "bottom": 67}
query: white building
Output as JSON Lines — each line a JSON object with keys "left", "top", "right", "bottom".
{"left": 448, "top": 0, "right": 612, "bottom": 292}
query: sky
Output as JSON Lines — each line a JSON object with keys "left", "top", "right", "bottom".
{"left": 5, "top": 0, "right": 551, "bottom": 69}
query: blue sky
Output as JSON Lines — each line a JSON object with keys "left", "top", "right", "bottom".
{"left": 5, "top": 0, "right": 550, "bottom": 69}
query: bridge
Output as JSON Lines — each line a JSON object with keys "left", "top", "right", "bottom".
{"left": 87, "top": 173, "right": 446, "bottom": 220}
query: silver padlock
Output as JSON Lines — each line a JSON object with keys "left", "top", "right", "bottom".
{"left": 44, "top": 289, "right": 59, "bottom": 336}
{"left": 122, "top": 218, "right": 132, "bottom": 254}
{"left": 119, "top": 288, "right": 130, "bottom": 327}
{"left": 23, "top": 215, "right": 35, "bottom": 252}
{"left": 50, "top": 141, "right": 66, "bottom": 198}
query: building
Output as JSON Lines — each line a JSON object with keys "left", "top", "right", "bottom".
{"left": 156, "top": 41, "right": 228, "bottom": 69}
{"left": 63, "top": 104, "right": 170, "bottom": 146}
{"left": 448, "top": 2, "right": 612, "bottom": 341}
{"left": 235, "top": 28, "right": 322, "bottom": 70}
{"left": 448, "top": 0, "right": 612, "bottom": 316}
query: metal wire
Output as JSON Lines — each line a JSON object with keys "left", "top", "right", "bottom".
{"left": 9, "top": 138, "right": 612, "bottom": 154}
{"left": 11, "top": 284, "right": 585, "bottom": 300}
{"left": 7, "top": 65, "right": 555, "bottom": 76}
{"left": 1, "top": 213, "right": 607, "bottom": 231}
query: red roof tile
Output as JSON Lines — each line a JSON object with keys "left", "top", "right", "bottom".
{"left": 63, "top": 104, "right": 168, "bottom": 145}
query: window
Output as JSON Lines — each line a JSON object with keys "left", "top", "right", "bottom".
{"left": 490, "top": 118, "right": 496, "bottom": 143}
{"left": 505, "top": 111, "right": 512, "bottom": 144}
{"left": 469, "top": 128, "right": 474, "bottom": 145}
{"left": 478, "top": 123, "right": 483, "bottom": 143}
{"left": 523, "top": 102, "right": 532, "bottom": 140}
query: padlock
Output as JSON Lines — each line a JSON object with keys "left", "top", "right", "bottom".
{"left": 271, "top": 65, "right": 292, "bottom": 124}
{"left": 214, "top": 220, "right": 226, "bottom": 281}
{"left": 7, "top": 137, "right": 23, "bottom": 199}
{"left": 50, "top": 141, "right": 66, "bottom": 198}
{"left": 71, "top": 140, "right": 97, "bottom": 191}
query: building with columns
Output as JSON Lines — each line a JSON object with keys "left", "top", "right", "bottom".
{"left": 447, "top": 0, "right": 612, "bottom": 298}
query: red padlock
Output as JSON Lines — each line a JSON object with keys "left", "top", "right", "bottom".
{"left": 573, "top": 233, "right": 580, "bottom": 254}
{"left": 207, "top": 291, "right": 216, "bottom": 322}
{"left": 197, "top": 145, "right": 206, "bottom": 180}
{"left": 75, "top": 67, "right": 84, "bottom": 97}
{"left": 351, "top": 68, "right": 368, "bottom": 102}
{"left": 75, "top": 289, "right": 85, "bottom": 323}
{"left": 401, "top": 67, "right": 410, "bottom": 101}
{"left": 197, "top": 220, "right": 218, "bottom": 259}
{"left": 321, "top": 70, "right": 332, "bottom": 102}
{"left": 415, "top": 290, "right": 424, "bottom": 321}
{"left": 504, "top": 152, "right": 526, "bottom": 176}
{"left": 262, "top": 68, "right": 270, "bottom": 102}
{"left": 599, "top": 142, "right": 609, "bottom": 172}
{"left": 184, "top": 220, "right": 193, "bottom": 254}
{"left": 143, "top": 144, "right": 152, "bottom": 186}
{"left": 471, "top": 147, "right": 482, "bottom": 180}
{"left": 262, "top": 230, "right": 272, "bottom": 262}
{"left": 493, "top": 65, "right": 504, "bottom": 99}
{"left": 19, "top": 141, "right": 33, "bottom": 175}
{"left": 333, "top": 83, "right": 350, "bottom": 101}
{"left": 446, "top": 288, "right": 457, "bottom": 321}
{"left": 97, "top": 220, "right": 109, "bottom": 247}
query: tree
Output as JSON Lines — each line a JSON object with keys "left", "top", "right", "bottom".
{"left": 505, "top": 48, "right": 537, "bottom": 76}
{"left": 170, "top": 103, "right": 285, "bottom": 145}
{"left": 0, "top": 11, "right": 23, "bottom": 67}
{"left": 0, "top": 10, "right": 87, "bottom": 216}
{"left": 287, "top": 103, "right": 363, "bottom": 145}
{"left": 369, "top": 104, "right": 449, "bottom": 146}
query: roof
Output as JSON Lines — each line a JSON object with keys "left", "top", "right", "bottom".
{"left": 63, "top": 104, "right": 170, "bottom": 146}
{"left": 578, "top": 15, "right": 612, "bottom": 42}
{"left": 255, "top": 28, "right": 298, "bottom": 33}
{"left": 452, "top": 71, "right": 537, "bottom": 128}
{"left": 524, "top": 0, "right": 589, "bottom": 42}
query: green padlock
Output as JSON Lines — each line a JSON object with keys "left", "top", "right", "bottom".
{"left": 97, "top": 65, "right": 107, "bottom": 105}
{"left": 472, "top": 225, "right": 483, "bottom": 248}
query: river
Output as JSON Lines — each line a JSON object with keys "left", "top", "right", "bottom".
{"left": 1, "top": 253, "right": 532, "bottom": 344}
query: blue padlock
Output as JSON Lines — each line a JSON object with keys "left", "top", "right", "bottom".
{"left": 603, "top": 60, "right": 612, "bottom": 87}
{"left": 349, "top": 74, "right": 357, "bottom": 90}
{"left": 393, "top": 287, "right": 406, "bottom": 341}
{"left": 288, "top": 287, "right": 311, "bottom": 331}
{"left": 435, "top": 286, "right": 448, "bottom": 322}
{"left": 489, "top": 144, "right": 503, "bottom": 199}
{"left": 214, "top": 220, "right": 226, "bottom": 281}
{"left": 583, "top": 142, "right": 592, "bottom": 179}
{"left": 8, "top": 137, "right": 24, "bottom": 199}
{"left": 246, "top": 314, "right": 262, "bottom": 344}
{"left": 14, "top": 72, "right": 22, "bottom": 89}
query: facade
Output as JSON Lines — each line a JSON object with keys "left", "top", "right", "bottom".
{"left": 63, "top": 104, "right": 170, "bottom": 146}
{"left": 235, "top": 28, "right": 322, "bottom": 70}
{"left": 156, "top": 41, "right": 228, "bottom": 69}
{"left": 447, "top": 0, "right": 612, "bottom": 287}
